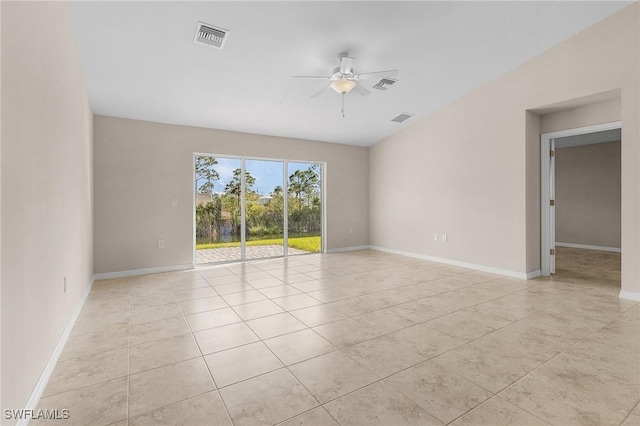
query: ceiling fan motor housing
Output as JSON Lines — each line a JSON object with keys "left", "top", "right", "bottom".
{"left": 332, "top": 67, "right": 354, "bottom": 79}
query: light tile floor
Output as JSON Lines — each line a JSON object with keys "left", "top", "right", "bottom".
{"left": 35, "top": 249, "right": 639, "bottom": 425}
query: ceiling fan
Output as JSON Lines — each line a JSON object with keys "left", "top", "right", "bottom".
{"left": 293, "top": 52, "right": 399, "bottom": 117}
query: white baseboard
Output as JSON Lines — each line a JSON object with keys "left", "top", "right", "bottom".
{"left": 18, "top": 276, "right": 95, "bottom": 426}
{"left": 369, "top": 245, "right": 531, "bottom": 280}
{"left": 527, "top": 270, "right": 542, "bottom": 279}
{"left": 556, "top": 242, "right": 621, "bottom": 253}
{"left": 326, "top": 245, "right": 370, "bottom": 253}
{"left": 619, "top": 290, "right": 640, "bottom": 301}
{"left": 93, "top": 263, "right": 193, "bottom": 280}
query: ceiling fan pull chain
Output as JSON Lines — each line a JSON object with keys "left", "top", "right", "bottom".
{"left": 342, "top": 93, "right": 345, "bottom": 118}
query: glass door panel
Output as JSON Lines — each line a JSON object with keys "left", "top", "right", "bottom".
{"left": 287, "top": 162, "right": 322, "bottom": 255}
{"left": 195, "top": 156, "right": 242, "bottom": 264}
{"left": 244, "top": 159, "right": 285, "bottom": 260}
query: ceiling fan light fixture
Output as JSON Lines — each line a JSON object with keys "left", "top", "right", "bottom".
{"left": 330, "top": 79, "right": 356, "bottom": 94}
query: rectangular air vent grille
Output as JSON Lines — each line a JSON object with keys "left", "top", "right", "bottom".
{"left": 391, "top": 113, "right": 414, "bottom": 123}
{"left": 373, "top": 77, "right": 398, "bottom": 91}
{"left": 194, "top": 22, "right": 229, "bottom": 49}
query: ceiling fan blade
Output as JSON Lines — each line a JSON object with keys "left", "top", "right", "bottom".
{"left": 356, "top": 69, "right": 399, "bottom": 80}
{"left": 352, "top": 82, "right": 371, "bottom": 97}
{"left": 340, "top": 56, "right": 355, "bottom": 74}
{"left": 311, "top": 84, "right": 333, "bottom": 98}
{"left": 292, "top": 75, "right": 331, "bottom": 79}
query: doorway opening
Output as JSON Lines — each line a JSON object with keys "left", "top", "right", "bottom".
{"left": 194, "top": 154, "right": 324, "bottom": 265}
{"left": 540, "top": 122, "right": 621, "bottom": 289}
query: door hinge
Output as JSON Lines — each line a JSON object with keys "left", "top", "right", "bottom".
{"left": 550, "top": 150, "right": 555, "bottom": 157}
{"left": 550, "top": 199, "right": 555, "bottom": 206}
{"left": 550, "top": 248, "right": 555, "bottom": 255}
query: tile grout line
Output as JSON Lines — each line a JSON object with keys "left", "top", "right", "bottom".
{"left": 442, "top": 395, "right": 553, "bottom": 426}
{"left": 618, "top": 401, "right": 640, "bottom": 426}
{"left": 483, "top": 306, "right": 634, "bottom": 424}
{"left": 186, "top": 269, "right": 237, "bottom": 426}
{"left": 126, "top": 281, "right": 132, "bottom": 426}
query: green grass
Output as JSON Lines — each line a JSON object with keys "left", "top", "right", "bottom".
{"left": 196, "top": 236, "right": 321, "bottom": 252}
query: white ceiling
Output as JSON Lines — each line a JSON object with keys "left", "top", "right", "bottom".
{"left": 68, "top": 1, "right": 631, "bottom": 147}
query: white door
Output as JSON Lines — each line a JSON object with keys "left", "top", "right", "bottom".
{"left": 550, "top": 138, "right": 556, "bottom": 274}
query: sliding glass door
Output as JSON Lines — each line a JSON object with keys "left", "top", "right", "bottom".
{"left": 195, "top": 157, "right": 242, "bottom": 264}
{"left": 287, "top": 162, "right": 322, "bottom": 255}
{"left": 244, "top": 159, "right": 285, "bottom": 260}
{"left": 195, "top": 155, "right": 322, "bottom": 265}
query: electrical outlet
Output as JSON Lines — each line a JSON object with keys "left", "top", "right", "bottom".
{"left": 434, "top": 234, "right": 438, "bottom": 241}
{"left": 442, "top": 234, "right": 448, "bottom": 242}
{"left": 171, "top": 199, "right": 178, "bottom": 208}
{"left": 349, "top": 227, "right": 353, "bottom": 234}
{"left": 158, "top": 239, "right": 165, "bottom": 249}
{"left": 64, "top": 276, "right": 67, "bottom": 293}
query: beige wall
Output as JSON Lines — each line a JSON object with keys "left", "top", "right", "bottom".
{"left": 370, "top": 4, "right": 639, "bottom": 297}
{"left": 556, "top": 142, "right": 621, "bottom": 248}
{"left": 1, "top": 1, "right": 93, "bottom": 414}
{"left": 540, "top": 97, "right": 621, "bottom": 134}
{"left": 93, "top": 116, "right": 369, "bottom": 274}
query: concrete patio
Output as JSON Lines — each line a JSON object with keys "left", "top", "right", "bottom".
{"left": 196, "top": 245, "right": 309, "bottom": 264}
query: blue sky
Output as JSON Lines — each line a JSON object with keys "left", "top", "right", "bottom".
{"left": 197, "top": 157, "right": 320, "bottom": 196}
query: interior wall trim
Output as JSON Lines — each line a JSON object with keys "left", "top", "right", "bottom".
{"left": 619, "top": 291, "right": 640, "bottom": 301}
{"left": 369, "top": 245, "right": 533, "bottom": 280}
{"left": 526, "top": 270, "right": 543, "bottom": 279}
{"left": 555, "top": 242, "right": 621, "bottom": 253}
{"left": 326, "top": 245, "right": 370, "bottom": 253}
{"left": 18, "top": 277, "right": 95, "bottom": 426}
{"left": 93, "top": 264, "right": 193, "bottom": 280}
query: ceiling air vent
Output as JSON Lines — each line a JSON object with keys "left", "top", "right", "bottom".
{"left": 373, "top": 78, "right": 398, "bottom": 91}
{"left": 194, "top": 22, "right": 229, "bottom": 49}
{"left": 391, "top": 113, "right": 414, "bottom": 123}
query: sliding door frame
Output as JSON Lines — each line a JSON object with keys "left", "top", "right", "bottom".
{"left": 192, "top": 152, "right": 326, "bottom": 266}
{"left": 283, "top": 161, "right": 289, "bottom": 258}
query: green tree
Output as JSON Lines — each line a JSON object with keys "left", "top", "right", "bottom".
{"left": 195, "top": 196, "right": 222, "bottom": 242}
{"left": 224, "top": 169, "right": 256, "bottom": 236}
{"left": 266, "top": 185, "right": 284, "bottom": 233}
{"left": 271, "top": 185, "right": 283, "bottom": 197}
{"left": 288, "top": 166, "right": 320, "bottom": 207}
{"left": 302, "top": 165, "right": 320, "bottom": 207}
{"left": 195, "top": 156, "right": 219, "bottom": 194}
{"left": 287, "top": 165, "right": 321, "bottom": 234}
{"left": 225, "top": 168, "right": 257, "bottom": 202}
{"left": 195, "top": 156, "right": 221, "bottom": 242}
{"left": 288, "top": 170, "right": 306, "bottom": 209}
